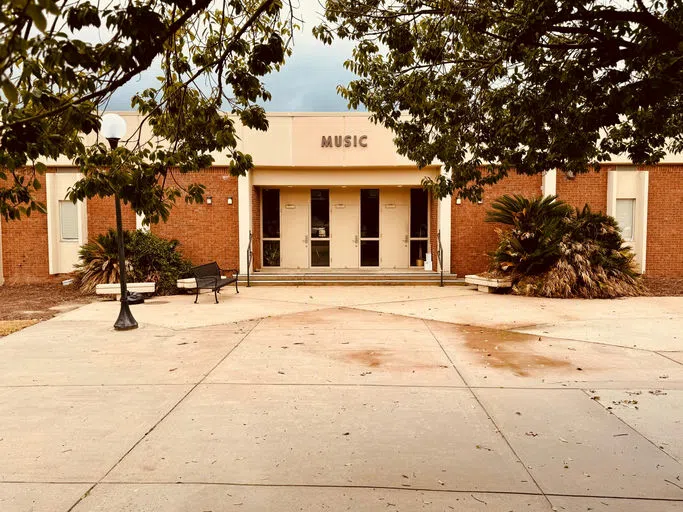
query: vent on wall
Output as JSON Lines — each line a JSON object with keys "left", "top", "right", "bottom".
{"left": 59, "top": 201, "right": 79, "bottom": 241}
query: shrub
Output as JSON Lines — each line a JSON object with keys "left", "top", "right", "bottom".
{"left": 75, "top": 229, "right": 192, "bottom": 295}
{"left": 486, "top": 195, "right": 644, "bottom": 298}
{"left": 127, "top": 230, "right": 193, "bottom": 295}
{"left": 486, "top": 194, "right": 572, "bottom": 275}
{"left": 75, "top": 229, "right": 132, "bottom": 294}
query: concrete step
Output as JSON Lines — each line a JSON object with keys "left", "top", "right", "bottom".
{"left": 237, "top": 272, "right": 463, "bottom": 286}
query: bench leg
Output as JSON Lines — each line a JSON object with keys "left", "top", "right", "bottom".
{"left": 194, "top": 287, "right": 199, "bottom": 304}
{"left": 235, "top": 279, "right": 239, "bottom": 294}
{"left": 214, "top": 288, "right": 219, "bottom": 304}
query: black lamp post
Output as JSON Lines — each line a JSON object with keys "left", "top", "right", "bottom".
{"left": 101, "top": 113, "right": 138, "bottom": 331}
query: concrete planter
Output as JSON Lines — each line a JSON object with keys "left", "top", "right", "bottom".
{"left": 177, "top": 277, "right": 228, "bottom": 289}
{"left": 465, "top": 274, "right": 512, "bottom": 293}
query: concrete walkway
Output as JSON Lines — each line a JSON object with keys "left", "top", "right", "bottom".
{"left": 0, "top": 286, "right": 681, "bottom": 511}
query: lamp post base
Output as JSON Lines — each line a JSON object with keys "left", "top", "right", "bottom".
{"left": 114, "top": 301, "right": 138, "bottom": 330}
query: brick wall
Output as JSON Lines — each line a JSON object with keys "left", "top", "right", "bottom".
{"left": 451, "top": 172, "right": 543, "bottom": 276}
{"left": 252, "top": 186, "right": 262, "bottom": 270}
{"left": 555, "top": 169, "right": 609, "bottom": 212}
{"left": 429, "top": 193, "right": 438, "bottom": 272}
{"left": 645, "top": 166, "right": 683, "bottom": 277}
{"left": 151, "top": 169, "right": 240, "bottom": 270}
{"left": 87, "top": 195, "right": 136, "bottom": 240}
{"left": 1, "top": 173, "right": 49, "bottom": 283}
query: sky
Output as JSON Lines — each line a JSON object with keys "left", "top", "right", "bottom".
{"left": 107, "top": 0, "right": 361, "bottom": 112}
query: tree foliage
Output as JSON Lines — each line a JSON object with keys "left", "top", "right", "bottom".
{"left": 1, "top": 0, "right": 294, "bottom": 220}
{"left": 315, "top": 0, "right": 683, "bottom": 200}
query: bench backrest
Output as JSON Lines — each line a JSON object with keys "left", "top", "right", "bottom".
{"left": 192, "top": 262, "right": 220, "bottom": 278}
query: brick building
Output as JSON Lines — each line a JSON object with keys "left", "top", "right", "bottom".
{"left": 1, "top": 112, "right": 682, "bottom": 285}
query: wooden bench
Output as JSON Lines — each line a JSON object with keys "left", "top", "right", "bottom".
{"left": 191, "top": 262, "right": 239, "bottom": 303}
{"left": 95, "top": 282, "right": 156, "bottom": 300}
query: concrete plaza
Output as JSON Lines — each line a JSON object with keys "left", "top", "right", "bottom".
{"left": 0, "top": 285, "right": 682, "bottom": 511}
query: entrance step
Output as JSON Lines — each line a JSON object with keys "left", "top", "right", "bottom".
{"left": 238, "top": 272, "right": 464, "bottom": 286}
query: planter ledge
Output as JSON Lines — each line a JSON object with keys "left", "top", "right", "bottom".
{"left": 465, "top": 274, "right": 512, "bottom": 294}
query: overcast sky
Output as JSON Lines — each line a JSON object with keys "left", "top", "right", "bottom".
{"left": 108, "top": 0, "right": 360, "bottom": 112}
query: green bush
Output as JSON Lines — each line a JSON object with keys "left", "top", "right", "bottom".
{"left": 75, "top": 229, "right": 192, "bottom": 295}
{"left": 486, "top": 195, "right": 644, "bottom": 298}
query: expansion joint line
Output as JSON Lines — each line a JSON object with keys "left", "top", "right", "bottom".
{"left": 65, "top": 318, "right": 263, "bottom": 512}
{"left": 422, "top": 318, "right": 554, "bottom": 510}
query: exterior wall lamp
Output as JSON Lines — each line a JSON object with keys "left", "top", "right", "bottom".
{"left": 227, "top": 196, "right": 233, "bottom": 205}
{"left": 206, "top": 195, "right": 213, "bottom": 205}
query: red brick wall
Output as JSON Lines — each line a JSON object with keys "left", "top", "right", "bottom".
{"left": 645, "top": 166, "right": 683, "bottom": 277}
{"left": 252, "top": 186, "right": 262, "bottom": 270}
{"left": 1, "top": 173, "right": 49, "bottom": 283}
{"left": 87, "top": 196, "right": 136, "bottom": 240}
{"left": 429, "top": 193, "right": 438, "bottom": 272}
{"left": 451, "top": 172, "right": 543, "bottom": 276}
{"left": 151, "top": 169, "right": 240, "bottom": 270}
{"left": 555, "top": 169, "right": 608, "bottom": 212}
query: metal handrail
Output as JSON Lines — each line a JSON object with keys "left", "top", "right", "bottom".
{"left": 246, "top": 230, "right": 253, "bottom": 287}
{"left": 437, "top": 229, "right": 444, "bottom": 287}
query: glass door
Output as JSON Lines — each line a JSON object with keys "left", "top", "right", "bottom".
{"left": 410, "top": 189, "right": 429, "bottom": 267}
{"left": 262, "top": 189, "right": 280, "bottom": 267}
{"left": 360, "top": 189, "right": 380, "bottom": 266}
{"left": 311, "top": 189, "right": 330, "bottom": 267}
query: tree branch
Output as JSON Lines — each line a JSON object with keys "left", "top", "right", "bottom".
{"left": 2, "top": 0, "right": 213, "bottom": 130}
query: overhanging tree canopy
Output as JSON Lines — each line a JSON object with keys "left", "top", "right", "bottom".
{"left": 0, "top": 0, "right": 294, "bottom": 220}
{"left": 315, "top": 0, "right": 683, "bottom": 200}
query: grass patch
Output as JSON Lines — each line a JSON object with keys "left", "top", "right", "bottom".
{"left": 0, "top": 319, "right": 39, "bottom": 337}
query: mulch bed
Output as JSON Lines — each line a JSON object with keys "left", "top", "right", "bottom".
{"left": 643, "top": 277, "right": 683, "bottom": 297}
{"left": 0, "top": 281, "right": 99, "bottom": 323}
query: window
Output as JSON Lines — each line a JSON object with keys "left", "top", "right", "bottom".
{"left": 262, "top": 189, "right": 280, "bottom": 266}
{"left": 262, "top": 189, "right": 280, "bottom": 238}
{"left": 615, "top": 198, "right": 635, "bottom": 241}
{"left": 410, "top": 189, "right": 429, "bottom": 266}
{"left": 311, "top": 190, "right": 330, "bottom": 267}
{"left": 360, "top": 189, "right": 380, "bottom": 266}
{"left": 59, "top": 201, "right": 79, "bottom": 241}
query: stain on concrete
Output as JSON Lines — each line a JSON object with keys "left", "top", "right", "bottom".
{"left": 336, "top": 348, "right": 449, "bottom": 373}
{"left": 430, "top": 321, "right": 572, "bottom": 377}
{"left": 345, "top": 349, "right": 387, "bottom": 367}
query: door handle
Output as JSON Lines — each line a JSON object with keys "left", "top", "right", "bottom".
{"left": 403, "top": 234, "right": 409, "bottom": 245}
{"left": 353, "top": 235, "right": 359, "bottom": 245}
{"left": 304, "top": 235, "right": 309, "bottom": 246}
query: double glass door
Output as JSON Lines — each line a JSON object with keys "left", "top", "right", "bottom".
{"left": 262, "top": 187, "right": 428, "bottom": 269}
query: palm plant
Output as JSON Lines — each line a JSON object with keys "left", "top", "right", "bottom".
{"left": 74, "top": 229, "right": 131, "bottom": 293}
{"left": 487, "top": 195, "right": 643, "bottom": 298}
{"left": 486, "top": 195, "right": 572, "bottom": 276}
{"left": 75, "top": 229, "right": 192, "bottom": 295}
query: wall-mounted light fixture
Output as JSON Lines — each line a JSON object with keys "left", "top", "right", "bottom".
{"left": 206, "top": 195, "right": 213, "bottom": 205}
{"left": 227, "top": 196, "right": 233, "bottom": 205}
{"left": 456, "top": 197, "right": 462, "bottom": 205}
